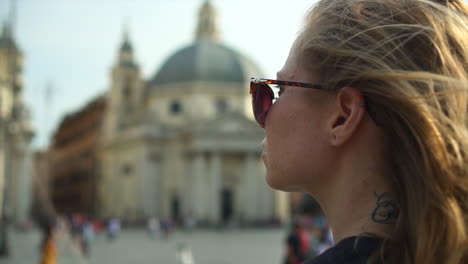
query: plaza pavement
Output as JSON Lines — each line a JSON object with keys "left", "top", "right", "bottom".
{"left": 1, "top": 228, "right": 285, "bottom": 264}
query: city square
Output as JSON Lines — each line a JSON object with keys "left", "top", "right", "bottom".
{"left": 2, "top": 0, "right": 463, "bottom": 263}
{"left": 0, "top": 0, "right": 319, "bottom": 262}
{"left": 4, "top": 228, "right": 285, "bottom": 264}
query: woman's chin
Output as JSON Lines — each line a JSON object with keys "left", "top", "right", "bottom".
{"left": 261, "top": 151, "right": 268, "bottom": 165}
{"left": 265, "top": 172, "right": 302, "bottom": 192}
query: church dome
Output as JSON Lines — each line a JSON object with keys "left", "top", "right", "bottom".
{"left": 147, "top": 1, "right": 263, "bottom": 89}
{"left": 148, "top": 41, "right": 263, "bottom": 86}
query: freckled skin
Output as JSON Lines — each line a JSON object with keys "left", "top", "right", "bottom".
{"left": 260, "top": 35, "right": 399, "bottom": 245}
{"left": 262, "top": 39, "right": 335, "bottom": 192}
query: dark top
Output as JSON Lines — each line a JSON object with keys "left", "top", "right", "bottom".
{"left": 286, "top": 229, "right": 309, "bottom": 262}
{"left": 304, "top": 236, "right": 382, "bottom": 264}
{"left": 287, "top": 232, "right": 302, "bottom": 260}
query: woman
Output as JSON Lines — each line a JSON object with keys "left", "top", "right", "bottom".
{"left": 250, "top": 0, "right": 468, "bottom": 263}
{"left": 39, "top": 219, "right": 57, "bottom": 264}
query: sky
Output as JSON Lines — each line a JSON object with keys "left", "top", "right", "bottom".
{"left": 0, "top": 0, "right": 316, "bottom": 149}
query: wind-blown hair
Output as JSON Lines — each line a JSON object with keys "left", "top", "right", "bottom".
{"left": 298, "top": 0, "right": 468, "bottom": 263}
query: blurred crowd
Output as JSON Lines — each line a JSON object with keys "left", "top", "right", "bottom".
{"left": 33, "top": 213, "right": 332, "bottom": 264}
{"left": 36, "top": 214, "right": 183, "bottom": 264}
{"left": 283, "top": 215, "right": 333, "bottom": 264}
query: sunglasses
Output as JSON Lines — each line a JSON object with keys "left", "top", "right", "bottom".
{"left": 249, "top": 77, "right": 324, "bottom": 127}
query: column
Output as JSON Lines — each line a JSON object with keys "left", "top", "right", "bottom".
{"left": 189, "top": 152, "right": 205, "bottom": 219}
{"left": 151, "top": 160, "right": 161, "bottom": 217}
{"left": 242, "top": 152, "right": 258, "bottom": 222}
{"left": 143, "top": 151, "right": 161, "bottom": 218}
{"left": 275, "top": 190, "right": 291, "bottom": 224}
{"left": 184, "top": 156, "right": 194, "bottom": 217}
{"left": 15, "top": 142, "right": 32, "bottom": 224}
{"left": 138, "top": 148, "right": 148, "bottom": 217}
{"left": 0, "top": 130, "right": 4, "bottom": 218}
{"left": 208, "top": 152, "right": 221, "bottom": 224}
{"left": 256, "top": 156, "right": 274, "bottom": 220}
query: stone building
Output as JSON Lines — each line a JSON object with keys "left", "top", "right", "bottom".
{"left": 0, "top": 20, "right": 34, "bottom": 226}
{"left": 98, "top": 1, "right": 290, "bottom": 225}
{"left": 49, "top": 96, "right": 105, "bottom": 215}
{"left": 30, "top": 150, "right": 56, "bottom": 227}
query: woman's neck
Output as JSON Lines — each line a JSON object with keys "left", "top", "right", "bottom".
{"left": 322, "top": 178, "right": 397, "bottom": 244}
{"left": 313, "top": 126, "right": 397, "bottom": 244}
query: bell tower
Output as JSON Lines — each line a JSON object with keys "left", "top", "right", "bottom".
{"left": 104, "top": 25, "right": 143, "bottom": 139}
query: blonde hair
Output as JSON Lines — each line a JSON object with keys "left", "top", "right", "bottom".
{"left": 299, "top": 0, "right": 468, "bottom": 263}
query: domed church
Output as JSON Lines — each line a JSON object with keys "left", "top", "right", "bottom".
{"left": 98, "top": 1, "right": 290, "bottom": 225}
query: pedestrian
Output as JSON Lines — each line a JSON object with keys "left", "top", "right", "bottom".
{"left": 147, "top": 217, "right": 160, "bottom": 239}
{"left": 39, "top": 219, "right": 58, "bottom": 264}
{"left": 249, "top": 0, "right": 468, "bottom": 263}
{"left": 315, "top": 228, "right": 332, "bottom": 256}
{"left": 69, "top": 214, "right": 79, "bottom": 240}
{"left": 176, "top": 243, "right": 195, "bottom": 264}
{"left": 183, "top": 213, "right": 196, "bottom": 233}
{"left": 81, "top": 220, "right": 94, "bottom": 258}
{"left": 107, "top": 218, "right": 120, "bottom": 241}
{"left": 160, "top": 218, "right": 172, "bottom": 239}
{"left": 284, "top": 221, "right": 311, "bottom": 264}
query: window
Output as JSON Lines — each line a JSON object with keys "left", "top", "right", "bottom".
{"left": 122, "top": 79, "right": 132, "bottom": 98}
{"left": 170, "top": 100, "right": 182, "bottom": 115}
{"left": 123, "top": 86, "right": 131, "bottom": 98}
{"left": 122, "top": 164, "right": 133, "bottom": 176}
{"left": 216, "top": 99, "right": 228, "bottom": 113}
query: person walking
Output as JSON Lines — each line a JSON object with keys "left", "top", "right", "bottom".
{"left": 176, "top": 243, "right": 195, "bottom": 264}
{"left": 81, "top": 220, "right": 94, "bottom": 258}
{"left": 147, "top": 217, "right": 160, "bottom": 239}
{"left": 107, "top": 218, "right": 120, "bottom": 241}
{"left": 249, "top": 0, "right": 468, "bottom": 263}
{"left": 284, "top": 221, "right": 311, "bottom": 264}
{"left": 39, "top": 220, "right": 58, "bottom": 264}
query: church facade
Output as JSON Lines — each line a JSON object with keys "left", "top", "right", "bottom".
{"left": 97, "top": 1, "right": 290, "bottom": 225}
{"left": 0, "top": 21, "right": 34, "bottom": 225}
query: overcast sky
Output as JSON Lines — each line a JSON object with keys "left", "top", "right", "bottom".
{"left": 0, "top": 0, "right": 315, "bottom": 149}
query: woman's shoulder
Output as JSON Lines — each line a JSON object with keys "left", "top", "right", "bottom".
{"left": 304, "top": 236, "right": 382, "bottom": 264}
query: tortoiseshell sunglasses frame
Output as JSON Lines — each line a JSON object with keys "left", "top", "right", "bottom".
{"left": 250, "top": 78, "right": 324, "bottom": 94}
{"left": 249, "top": 77, "right": 325, "bottom": 127}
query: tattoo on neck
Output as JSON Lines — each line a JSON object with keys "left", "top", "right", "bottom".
{"left": 371, "top": 192, "right": 399, "bottom": 224}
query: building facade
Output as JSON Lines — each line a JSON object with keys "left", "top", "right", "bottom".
{"left": 49, "top": 97, "right": 105, "bottom": 215}
{"left": 0, "top": 21, "right": 34, "bottom": 226}
{"left": 97, "top": 1, "right": 290, "bottom": 225}
{"left": 30, "top": 150, "right": 55, "bottom": 225}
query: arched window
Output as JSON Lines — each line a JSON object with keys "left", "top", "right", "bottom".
{"left": 121, "top": 164, "right": 133, "bottom": 176}
{"left": 216, "top": 98, "right": 228, "bottom": 113}
{"left": 123, "top": 86, "right": 131, "bottom": 98}
{"left": 170, "top": 100, "right": 182, "bottom": 115}
{"left": 122, "top": 77, "right": 133, "bottom": 98}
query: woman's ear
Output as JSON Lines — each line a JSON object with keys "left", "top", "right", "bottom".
{"left": 328, "top": 87, "right": 366, "bottom": 146}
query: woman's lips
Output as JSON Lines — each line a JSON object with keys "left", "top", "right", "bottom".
{"left": 261, "top": 150, "right": 267, "bottom": 164}
{"left": 261, "top": 138, "right": 267, "bottom": 162}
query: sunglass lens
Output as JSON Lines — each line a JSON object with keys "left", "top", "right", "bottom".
{"left": 252, "top": 83, "right": 273, "bottom": 127}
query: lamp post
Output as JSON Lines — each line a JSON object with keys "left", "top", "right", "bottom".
{"left": 0, "top": 138, "right": 11, "bottom": 257}
{"left": 0, "top": 126, "right": 9, "bottom": 257}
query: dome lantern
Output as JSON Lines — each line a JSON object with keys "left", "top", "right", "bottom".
{"left": 195, "top": 0, "right": 220, "bottom": 42}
